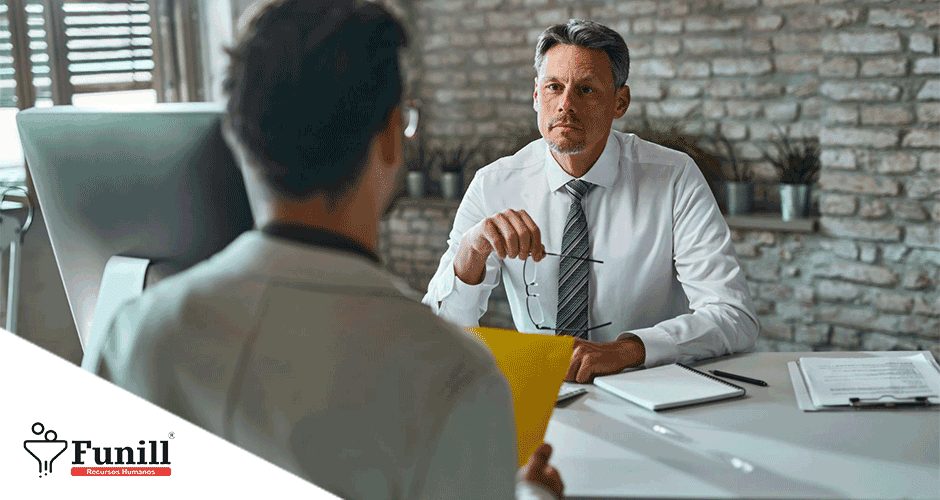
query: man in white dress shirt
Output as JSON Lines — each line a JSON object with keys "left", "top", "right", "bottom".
{"left": 82, "top": 1, "right": 562, "bottom": 498}
{"left": 423, "top": 19, "right": 759, "bottom": 382}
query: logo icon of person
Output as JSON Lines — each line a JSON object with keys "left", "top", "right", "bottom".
{"left": 24, "top": 422, "right": 68, "bottom": 478}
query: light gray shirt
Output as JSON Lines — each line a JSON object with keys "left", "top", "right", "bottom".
{"left": 423, "top": 131, "right": 759, "bottom": 367}
{"left": 82, "top": 230, "right": 553, "bottom": 499}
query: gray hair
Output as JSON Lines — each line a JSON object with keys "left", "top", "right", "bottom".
{"left": 533, "top": 19, "right": 630, "bottom": 89}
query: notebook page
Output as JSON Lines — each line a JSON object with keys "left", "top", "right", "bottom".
{"left": 594, "top": 364, "right": 743, "bottom": 411}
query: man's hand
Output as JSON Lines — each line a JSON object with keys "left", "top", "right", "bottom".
{"left": 565, "top": 337, "right": 646, "bottom": 383}
{"left": 453, "top": 209, "right": 546, "bottom": 285}
{"left": 520, "top": 442, "right": 564, "bottom": 499}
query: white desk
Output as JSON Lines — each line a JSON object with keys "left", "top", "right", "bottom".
{"left": 546, "top": 352, "right": 939, "bottom": 499}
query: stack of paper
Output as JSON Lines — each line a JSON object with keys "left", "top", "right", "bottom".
{"left": 789, "top": 352, "right": 940, "bottom": 411}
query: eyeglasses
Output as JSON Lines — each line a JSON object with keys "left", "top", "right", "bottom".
{"left": 402, "top": 99, "right": 420, "bottom": 139}
{"left": 523, "top": 252, "right": 612, "bottom": 336}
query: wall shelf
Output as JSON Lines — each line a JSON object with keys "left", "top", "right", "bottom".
{"left": 724, "top": 213, "right": 817, "bottom": 233}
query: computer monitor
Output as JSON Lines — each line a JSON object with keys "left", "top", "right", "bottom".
{"left": 17, "top": 103, "right": 254, "bottom": 350}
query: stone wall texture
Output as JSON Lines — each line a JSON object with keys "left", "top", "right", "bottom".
{"left": 376, "top": 0, "right": 939, "bottom": 357}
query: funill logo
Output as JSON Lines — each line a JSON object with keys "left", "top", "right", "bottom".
{"left": 23, "top": 422, "right": 173, "bottom": 478}
{"left": 24, "top": 422, "right": 68, "bottom": 478}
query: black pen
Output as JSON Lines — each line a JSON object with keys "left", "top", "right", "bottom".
{"left": 709, "top": 369, "right": 768, "bottom": 387}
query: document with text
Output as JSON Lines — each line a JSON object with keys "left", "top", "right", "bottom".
{"left": 799, "top": 354, "right": 940, "bottom": 407}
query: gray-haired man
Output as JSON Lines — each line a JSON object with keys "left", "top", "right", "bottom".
{"left": 424, "top": 19, "right": 759, "bottom": 382}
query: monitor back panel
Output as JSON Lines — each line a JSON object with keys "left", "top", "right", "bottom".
{"left": 18, "top": 104, "right": 254, "bottom": 348}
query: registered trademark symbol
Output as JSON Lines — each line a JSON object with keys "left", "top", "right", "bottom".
{"left": 168, "top": 432, "right": 175, "bottom": 439}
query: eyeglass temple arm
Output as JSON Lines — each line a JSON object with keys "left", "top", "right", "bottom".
{"left": 544, "top": 252, "right": 603, "bottom": 264}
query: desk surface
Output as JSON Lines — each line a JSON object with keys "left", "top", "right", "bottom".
{"left": 545, "top": 351, "right": 939, "bottom": 499}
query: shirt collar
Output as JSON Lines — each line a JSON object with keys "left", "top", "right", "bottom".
{"left": 261, "top": 222, "right": 381, "bottom": 265}
{"left": 544, "top": 132, "right": 620, "bottom": 193}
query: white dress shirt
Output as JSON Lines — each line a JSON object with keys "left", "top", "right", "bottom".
{"left": 82, "top": 229, "right": 555, "bottom": 500}
{"left": 423, "top": 131, "right": 759, "bottom": 367}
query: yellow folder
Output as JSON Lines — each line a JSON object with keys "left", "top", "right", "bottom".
{"left": 467, "top": 327, "right": 574, "bottom": 467}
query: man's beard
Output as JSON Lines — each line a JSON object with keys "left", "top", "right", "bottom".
{"left": 547, "top": 138, "right": 586, "bottom": 155}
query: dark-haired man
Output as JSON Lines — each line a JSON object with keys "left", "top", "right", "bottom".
{"left": 424, "top": 19, "right": 758, "bottom": 382}
{"left": 82, "top": 1, "right": 561, "bottom": 498}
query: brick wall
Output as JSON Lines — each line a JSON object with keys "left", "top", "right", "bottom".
{"left": 378, "top": 0, "right": 939, "bottom": 357}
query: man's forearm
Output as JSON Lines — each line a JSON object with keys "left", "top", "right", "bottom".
{"left": 453, "top": 241, "right": 488, "bottom": 285}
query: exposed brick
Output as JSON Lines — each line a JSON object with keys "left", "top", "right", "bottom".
{"left": 820, "top": 193, "right": 857, "bottom": 215}
{"left": 913, "top": 296, "right": 940, "bottom": 317}
{"left": 910, "top": 33, "right": 936, "bottom": 54}
{"left": 685, "top": 16, "right": 744, "bottom": 32}
{"left": 820, "top": 128, "right": 899, "bottom": 148}
{"left": 752, "top": 298, "right": 773, "bottom": 314}
{"left": 734, "top": 242, "right": 759, "bottom": 257}
{"left": 906, "top": 175, "right": 940, "bottom": 199}
{"left": 654, "top": 38, "right": 681, "bottom": 56}
{"left": 874, "top": 292, "right": 915, "bottom": 314}
{"left": 758, "top": 283, "right": 794, "bottom": 301}
{"left": 713, "top": 57, "right": 773, "bottom": 76}
{"left": 824, "top": 105, "right": 859, "bottom": 125}
{"left": 820, "top": 149, "right": 856, "bottom": 169}
{"left": 761, "top": 321, "right": 793, "bottom": 341}
{"left": 818, "top": 57, "right": 858, "bottom": 78}
{"left": 630, "top": 81, "right": 665, "bottom": 100}
{"left": 902, "top": 269, "right": 933, "bottom": 290}
{"left": 635, "top": 59, "right": 677, "bottom": 78}
{"left": 891, "top": 200, "right": 929, "bottom": 221}
{"left": 859, "top": 243, "right": 878, "bottom": 263}
{"left": 830, "top": 326, "right": 861, "bottom": 348}
{"left": 656, "top": 20, "right": 683, "bottom": 34}
{"left": 646, "top": 100, "right": 701, "bottom": 119}
{"left": 748, "top": 81, "right": 786, "bottom": 97}
{"left": 788, "top": 11, "right": 828, "bottom": 32}
{"left": 724, "top": 0, "right": 759, "bottom": 8}
{"left": 858, "top": 199, "right": 889, "bottom": 219}
{"left": 883, "top": 244, "right": 911, "bottom": 262}
{"left": 922, "top": 152, "right": 940, "bottom": 171}
{"left": 875, "top": 152, "right": 919, "bottom": 174}
{"left": 702, "top": 100, "right": 726, "bottom": 119}
{"left": 633, "top": 18, "right": 654, "bottom": 35}
{"left": 822, "top": 33, "right": 901, "bottom": 54}
{"left": 868, "top": 8, "right": 919, "bottom": 28}
{"left": 914, "top": 58, "right": 940, "bottom": 75}
{"left": 657, "top": 0, "right": 690, "bottom": 17}
{"left": 486, "top": 10, "right": 534, "bottom": 29}
{"left": 817, "top": 280, "right": 862, "bottom": 301}
{"left": 917, "top": 103, "right": 940, "bottom": 123}
{"left": 773, "top": 33, "right": 821, "bottom": 53}
{"left": 819, "top": 218, "right": 902, "bottom": 243}
{"left": 795, "top": 324, "right": 831, "bottom": 345}
{"left": 861, "top": 105, "right": 914, "bottom": 125}
{"left": 906, "top": 224, "right": 940, "bottom": 250}
{"left": 824, "top": 9, "right": 861, "bottom": 29}
{"left": 669, "top": 82, "right": 703, "bottom": 98}
{"left": 765, "top": 102, "right": 798, "bottom": 121}
{"left": 819, "top": 82, "right": 901, "bottom": 102}
{"left": 744, "top": 261, "right": 780, "bottom": 281}
{"left": 918, "top": 80, "right": 940, "bottom": 100}
{"left": 685, "top": 37, "right": 745, "bottom": 55}
{"left": 860, "top": 57, "right": 909, "bottom": 77}
{"left": 483, "top": 30, "right": 526, "bottom": 46}
{"left": 900, "top": 316, "right": 940, "bottom": 339}
{"left": 450, "top": 32, "right": 481, "bottom": 48}
{"left": 708, "top": 80, "right": 744, "bottom": 98}
{"left": 678, "top": 61, "right": 711, "bottom": 78}
{"left": 819, "top": 307, "right": 902, "bottom": 332}
{"left": 728, "top": 101, "right": 762, "bottom": 119}
{"left": 862, "top": 332, "right": 916, "bottom": 350}
{"left": 775, "top": 54, "right": 822, "bottom": 73}
{"left": 763, "top": 0, "right": 814, "bottom": 7}
{"left": 721, "top": 121, "right": 747, "bottom": 140}
{"left": 902, "top": 129, "right": 940, "bottom": 148}
{"left": 749, "top": 14, "right": 783, "bottom": 31}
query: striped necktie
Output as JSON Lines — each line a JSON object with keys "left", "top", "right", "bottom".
{"left": 556, "top": 179, "right": 593, "bottom": 339}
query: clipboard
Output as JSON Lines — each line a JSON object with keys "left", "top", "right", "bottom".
{"left": 788, "top": 352, "right": 940, "bottom": 411}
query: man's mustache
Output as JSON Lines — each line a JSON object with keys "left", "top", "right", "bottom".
{"left": 548, "top": 116, "right": 582, "bottom": 129}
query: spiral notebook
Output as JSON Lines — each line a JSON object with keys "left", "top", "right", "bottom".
{"left": 594, "top": 363, "right": 746, "bottom": 411}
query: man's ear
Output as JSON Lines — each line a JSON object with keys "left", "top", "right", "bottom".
{"left": 613, "top": 85, "right": 631, "bottom": 119}
{"left": 533, "top": 77, "right": 540, "bottom": 112}
{"left": 376, "top": 108, "right": 401, "bottom": 168}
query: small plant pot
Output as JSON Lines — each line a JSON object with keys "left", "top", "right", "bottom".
{"left": 723, "top": 181, "right": 752, "bottom": 216}
{"left": 440, "top": 171, "right": 462, "bottom": 200}
{"left": 780, "top": 184, "right": 810, "bottom": 221}
{"left": 406, "top": 171, "right": 425, "bottom": 198}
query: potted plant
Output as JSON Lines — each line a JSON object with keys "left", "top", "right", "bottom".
{"left": 405, "top": 141, "right": 441, "bottom": 199}
{"left": 713, "top": 133, "right": 752, "bottom": 216}
{"left": 763, "top": 134, "right": 820, "bottom": 221}
{"left": 438, "top": 145, "right": 479, "bottom": 201}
